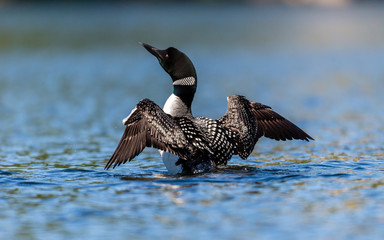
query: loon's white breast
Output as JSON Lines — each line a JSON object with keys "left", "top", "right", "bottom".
{"left": 160, "top": 93, "right": 186, "bottom": 174}
{"left": 163, "top": 93, "right": 190, "bottom": 117}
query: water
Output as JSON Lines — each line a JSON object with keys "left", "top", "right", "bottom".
{"left": 1, "top": 3, "right": 384, "bottom": 240}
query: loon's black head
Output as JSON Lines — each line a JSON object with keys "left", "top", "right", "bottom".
{"left": 140, "top": 42, "right": 197, "bottom": 82}
{"left": 141, "top": 43, "right": 197, "bottom": 109}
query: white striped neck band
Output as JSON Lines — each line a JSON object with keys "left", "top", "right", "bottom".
{"left": 173, "top": 76, "right": 196, "bottom": 86}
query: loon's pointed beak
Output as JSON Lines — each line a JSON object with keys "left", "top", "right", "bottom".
{"left": 140, "top": 42, "right": 166, "bottom": 61}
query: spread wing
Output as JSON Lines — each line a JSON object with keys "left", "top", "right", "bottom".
{"left": 249, "top": 101, "right": 314, "bottom": 141}
{"left": 218, "top": 95, "right": 259, "bottom": 159}
{"left": 219, "top": 95, "right": 313, "bottom": 159}
{"left": 105, "top": 99, "right": 189, "bottom": 170}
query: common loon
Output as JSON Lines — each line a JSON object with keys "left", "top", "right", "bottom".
{"left": 106, "top": 43, "right": 313, "bottom": 174}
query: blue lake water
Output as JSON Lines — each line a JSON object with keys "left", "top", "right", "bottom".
{"left": 0, "top": 3, "right": 384, "bottom": 240}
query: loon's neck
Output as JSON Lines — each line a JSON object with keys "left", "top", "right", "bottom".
{"left": 163, "top": 76, "right": 197, "bottom": 117}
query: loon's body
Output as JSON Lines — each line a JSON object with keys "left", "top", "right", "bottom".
{"left": 106, "top": 43, "right": 313, "bottom": 174}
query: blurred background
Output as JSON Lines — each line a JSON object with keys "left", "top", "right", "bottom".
{"left": 0, "top": 1, "right": 383, "bottom": 240}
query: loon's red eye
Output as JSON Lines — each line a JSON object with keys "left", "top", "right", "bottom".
{"left": 165, "top": 54, "right": 169, "bottom": 58}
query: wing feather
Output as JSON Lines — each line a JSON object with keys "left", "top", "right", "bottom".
{"left": 249, "top": 101, "right": 314, "bottom": 141}
{"left": 219, "top": 95, "right": 313, "bottom": 159}
{"left": 105, "top": 99, "right": 189, "bottom": 169}
{"left": 218, "top": 95, "right": 258, "bottom": 159}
